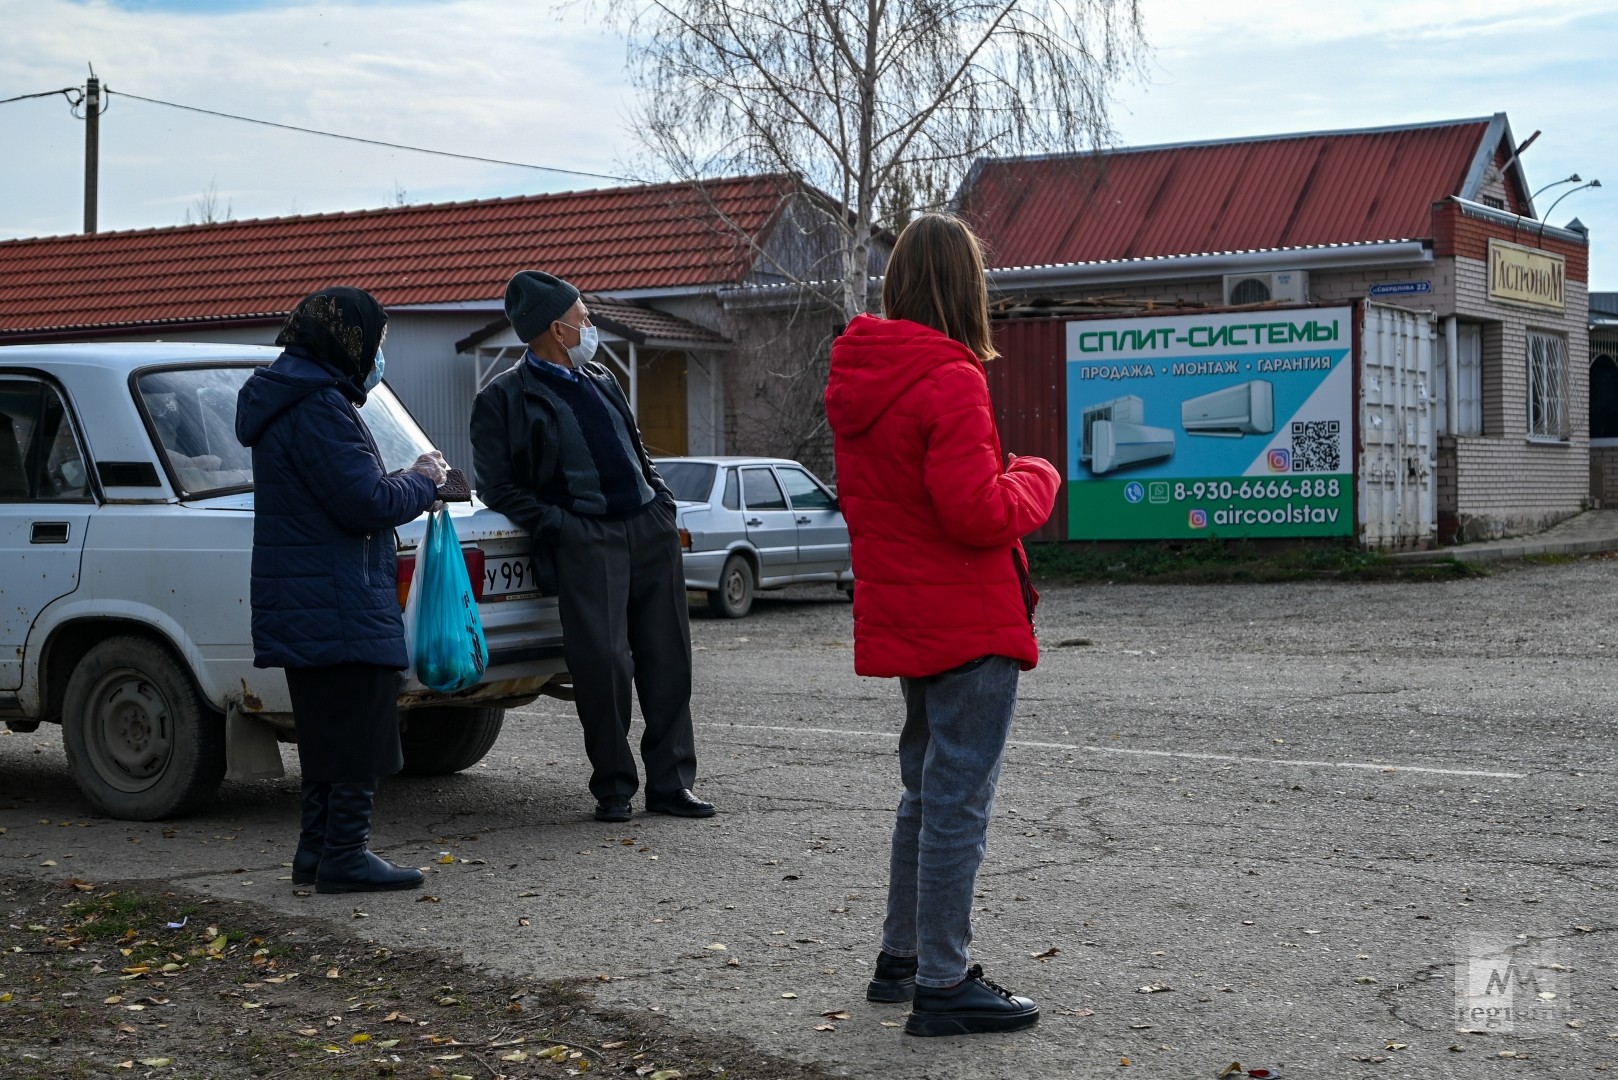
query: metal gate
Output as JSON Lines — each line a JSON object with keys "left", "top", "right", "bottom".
{"left": 1359, "top": 303, "right": 1437, "bottom": 548}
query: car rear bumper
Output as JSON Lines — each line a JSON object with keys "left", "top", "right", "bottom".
{"left": 679, "top": 548, "right": 731, "bottom": 591}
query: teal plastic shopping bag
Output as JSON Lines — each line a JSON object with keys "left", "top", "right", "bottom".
{"left": 409, "top": 508, "right": 489, "bottom": 693}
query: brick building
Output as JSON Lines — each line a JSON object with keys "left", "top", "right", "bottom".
{"left": 959, "top": 114, "right": 1592, "bottom": 544}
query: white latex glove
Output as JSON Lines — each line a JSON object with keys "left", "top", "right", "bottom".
{"left": 410, "top": 450, "right": 449, "bottom": 487}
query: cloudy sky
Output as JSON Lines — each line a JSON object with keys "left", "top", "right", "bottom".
{"left": 3, "top": 0, "right": 1614, "bottom": 286}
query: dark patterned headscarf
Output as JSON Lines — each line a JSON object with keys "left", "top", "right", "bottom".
{"left": 275, "top": 286, "right": 387, "bottom": 382}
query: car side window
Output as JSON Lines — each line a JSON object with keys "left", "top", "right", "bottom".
{"left": 740, "top": 467, "right": 787, "bottom": 511}
{"left": 0, "top": 379, "right": 92, "bottom": 503}
{"left": 722, "top": 467, "right": 740, "bottom": 510}
{"left": 777, "top": 466, "right": 834, "bottom": 511}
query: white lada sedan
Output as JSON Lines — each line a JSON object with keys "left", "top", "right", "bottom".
{"left": 654, "top": 455, "right": 853, "bottom": 618}
{"left": 0, "top": 343, "right": 565, "bottom": 820}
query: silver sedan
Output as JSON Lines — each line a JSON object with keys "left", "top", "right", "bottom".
{"left": 653, "top": 456, "right": 853, "bottom": 618}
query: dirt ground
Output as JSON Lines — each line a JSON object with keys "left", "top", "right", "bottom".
{"left": 0, "top": 872, "right": 833, "bottom": 1080}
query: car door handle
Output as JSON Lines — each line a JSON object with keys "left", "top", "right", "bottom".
{"left": 796, "top": 516, "right": 811, "bottom": 524}
{"left": 31, "top": 521, "right": 70, "bottom": 544}
{"left": 745, "top": 517, "right": 763, "bottom": 527}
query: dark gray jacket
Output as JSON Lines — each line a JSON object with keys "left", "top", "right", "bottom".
{"left": 470, "top": 358, "right": 673, "bottom": 594}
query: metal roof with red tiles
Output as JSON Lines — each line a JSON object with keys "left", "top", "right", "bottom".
{"left": 958, "top": 115, "right": 1526, "bottom": 270}
{"left": 0, "top": 175, "right": 796, "bottom": 337}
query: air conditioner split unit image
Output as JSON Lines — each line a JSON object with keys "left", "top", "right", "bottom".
{"left": 1088, "top": 419, "right": 1176, "bottom": 475}
{"left": 1180, "top": 379, "right": 1275, "bottom": 438}
{"left": 1078, "top": 395, "right": 1145, "bottom": 465}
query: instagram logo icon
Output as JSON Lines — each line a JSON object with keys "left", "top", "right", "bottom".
{"left": 1188, "top": 509, "right": 1208, "bottom": 529}
{"left": 1267, "top": 448, "right": 1291, "bottom": 472}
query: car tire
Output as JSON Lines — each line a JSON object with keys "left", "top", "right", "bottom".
{"left": 707, "top": 554, "right": 754, "bottom": 618}
{"left": 61, "top": 635, "right": 226, "bottom": 821}
{"left": 399, "top": 706, "right": 505, "bottom": 775}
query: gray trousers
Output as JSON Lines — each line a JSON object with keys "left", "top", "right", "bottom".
{"left": 883, "top": 655, "right": 1019, "bottom": 987}
{"left": 553, "top": 500, "right": 697, "bottom": 801}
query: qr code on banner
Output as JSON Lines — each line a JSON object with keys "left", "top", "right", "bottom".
{"left": 1290, "top": 420, "right": 1341, "bottom": 472}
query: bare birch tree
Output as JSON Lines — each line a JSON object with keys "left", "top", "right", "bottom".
{"left": 624, "top": 0, "right": 1146, "bottom": 320}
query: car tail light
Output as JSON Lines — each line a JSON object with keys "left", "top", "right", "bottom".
{"left": 396, "top": 555, "right": 415, "bottom": 610}
{"left": 462, "top": 545, "right": 486, "bottom": 602}
{"left": 395, "top": 546, "right": 487, "bottom": 608}
{"left": 678, "top": 527, "right": 691, "bottom": 550}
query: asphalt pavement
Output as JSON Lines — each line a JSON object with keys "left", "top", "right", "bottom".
{"left": 3, "top": 563, "right": 1617, "bottom": 1079}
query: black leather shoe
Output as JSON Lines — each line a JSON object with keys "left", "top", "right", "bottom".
{"left": 291, "top": 781, "right": 329, "bottom": 886}
{"left": 867, "top": 951, "right": 917, "bottom": 1002}
{"left": 905, "top": 965, "right": 1039, "bottom": 1036}
{"left": 594, "top": 796, "right": 632, "bottom": 822}
{"left": 645, "top": 788, "right": 716, "bottom": 817}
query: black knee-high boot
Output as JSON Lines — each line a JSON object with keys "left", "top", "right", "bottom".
{"left": 315, "top": 780, "right": 423, "bottom": 894}
{"left": 291, "top": 782, "right": 329, "bottom": 886}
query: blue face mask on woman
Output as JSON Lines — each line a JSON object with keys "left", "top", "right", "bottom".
{"left": 363, "top": 349, "right": 386, "bottom": 392}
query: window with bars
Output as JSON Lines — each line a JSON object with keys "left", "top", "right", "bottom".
{"left": 1526, "top": 331, "right": 1568, "bottom": 440}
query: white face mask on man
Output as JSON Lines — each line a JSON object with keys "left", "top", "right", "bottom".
{"left": 559, "top": 321, "right": 598, "bottom": 366}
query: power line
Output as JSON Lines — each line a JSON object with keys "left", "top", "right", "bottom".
{"left": 0, "top": 87, "right": 80, "bottom": 106}
{"left": 102, "top": 88, "right": 639, "bottom": 185}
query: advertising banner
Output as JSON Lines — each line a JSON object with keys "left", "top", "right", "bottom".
{"left": 1066, "top": 307, "right": 1354, "bottom": 540}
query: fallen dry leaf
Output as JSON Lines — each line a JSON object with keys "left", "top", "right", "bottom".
{"left": 814, "top": 1023, "right": 836, "bottom": 1032}
{"left": 821, "top": 1010, "right": 850, "bottom": 1020}
{"left": 1030, "top": 947, "right": 1060, "bottom": 960}
{"left": 1136, "top": 983, "right": 1172, "bottom": 994}
{"left": 1218, "top": 1064, "right": 1242, "bottom": 1080}
{"left": 781, "top": 992, "right": 798, "bottom": 999}
{"left": 879, "top": 1020, "right": 901, "bottom": 1028}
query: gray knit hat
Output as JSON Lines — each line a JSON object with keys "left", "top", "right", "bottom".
{"left": 504, "top": 270, "right": 580, "bottom": 343}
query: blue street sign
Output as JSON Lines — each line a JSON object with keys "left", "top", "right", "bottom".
{"left": 1368, "top": 281, "right": 1432, "bottom": 297}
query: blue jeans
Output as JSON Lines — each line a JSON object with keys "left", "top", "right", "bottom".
{"left": 880, "top": 655, "right": 1019, "bottom": 988}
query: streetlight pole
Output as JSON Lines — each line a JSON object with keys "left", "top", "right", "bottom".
{"left": 1537, "top": 180, "right": 1602, "bottom": 243}
{"left": 1529, "top": 174, "right": 1580, "bottom": 207}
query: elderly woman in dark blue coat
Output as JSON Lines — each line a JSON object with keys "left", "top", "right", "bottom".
{"left": 236, "top": 286, "right": 447, "bottom": 894}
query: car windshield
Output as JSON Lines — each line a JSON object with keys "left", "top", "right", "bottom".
{"left": 657, "top": 460, "right": 717, "bottom": 503}
{"left": 134, "top": 365, "right": 437, "bottom": 498}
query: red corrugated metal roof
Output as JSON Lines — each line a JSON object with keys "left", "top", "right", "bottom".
{"left": 959, "top": 118, "right": 1497, "bottom": 269}
{"left": 0, "top": 176, "right": 794, "bottom": 335}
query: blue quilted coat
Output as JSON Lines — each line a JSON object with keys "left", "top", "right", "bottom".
{"left": 235, "top": 347, "right": 437, "bottom": 669}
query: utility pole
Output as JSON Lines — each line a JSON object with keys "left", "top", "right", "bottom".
{"left": 83, "top": 66, "right": 99, "bottom": 234}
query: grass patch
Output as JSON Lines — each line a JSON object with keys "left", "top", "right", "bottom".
{"left": 1027, "top": 539, "right": 1482, "bottom": 585}
{"left": 0, "top": 874, "right": 834, "bottom": 1080}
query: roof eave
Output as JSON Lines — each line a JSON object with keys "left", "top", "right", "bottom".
{"left": 985, "top": 242, "right": 1435, "bottom": 293}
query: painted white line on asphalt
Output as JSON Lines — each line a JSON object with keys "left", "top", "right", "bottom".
{"left": 699, "top": 723, "right": 1528, "bottom": 780}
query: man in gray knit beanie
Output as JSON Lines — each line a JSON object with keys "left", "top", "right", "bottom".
{"left": 469, "top": 270, "right": 713, "bottom": 823}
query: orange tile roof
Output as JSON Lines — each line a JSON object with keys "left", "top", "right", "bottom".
{"left": 0, "top": 176, "right": 794, "bottom": 336}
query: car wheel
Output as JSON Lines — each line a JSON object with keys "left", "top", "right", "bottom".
{"left": 399, "top": 706, "right": 505, "bottom": 775}
{"left": 707, "top": 554, "right": 754, "bottom": 618}
{"left": 61, "top": 636, "right": 226, "bottom": 821}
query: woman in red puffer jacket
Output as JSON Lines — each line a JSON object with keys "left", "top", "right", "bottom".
{"left": 825, "top": 213, "right": 1060, "bottom": 1037}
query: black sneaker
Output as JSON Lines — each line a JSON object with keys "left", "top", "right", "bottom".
{"left": 904, "top": 964, "right": 1039, "bottom": 1037}
{"left": 867, "top": 951, "right": 917, "bottom": 1003}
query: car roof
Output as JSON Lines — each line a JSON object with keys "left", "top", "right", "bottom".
{"left": 652, "top": 455, "right": 802, "bottom": 466}
{"left": 0, "top": 341, "right": 279, "bottom": 376}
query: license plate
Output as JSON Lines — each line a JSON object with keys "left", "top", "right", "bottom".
{"left": 483, "top": 554, "right": 540, "bottom": 600}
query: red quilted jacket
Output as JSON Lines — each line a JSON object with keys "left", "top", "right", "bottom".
{"left": 825, "top": 314, "right": 1061, "bottom": 678}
